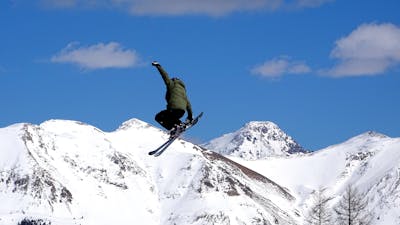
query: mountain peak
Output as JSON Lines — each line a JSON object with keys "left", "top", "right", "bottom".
{"left": 117, "top": 118, "right": 153, "bottom": 131}
{"left": 204, "top": 121, "right": 307, "bottom": 160}
{"left": 358, "top": 131, "right": 388, "bottom": 139}
{"left": 341, "top": 131, "right": 389, "bottom": 147}
{"left": 242, "top": 121, "right": 279, "bottom": 131}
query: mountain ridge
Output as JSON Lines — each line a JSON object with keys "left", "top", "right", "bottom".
{"left": 1, "top": 118, "right": 399, "bottom": 224}
{"left": 0, "top": 118, "right": 300, "bottom": 225}
{"left": 220, "top": 128, "right": 400, "bottom": 225}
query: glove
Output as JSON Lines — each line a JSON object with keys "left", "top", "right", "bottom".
{"left": 152, "top": 61, "right": 160, "bottom": 67}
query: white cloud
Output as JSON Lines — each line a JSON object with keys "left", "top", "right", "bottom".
{"left": 294, "top": 0, "right": 334, "bottom": 8}
{"left": 51, "top": 42, "right": 141, "bottom": 70}
{"left": 124, "top": 0, "right": 278, "bottom": 16}
{"left": 251, "top": 56, "right": 311, "bottom": 78}
{"left": 324, "top": 23, "right": 400, "bottom": 77}
{"left": 39, "top": 0, "right": 333, "bottom": 16}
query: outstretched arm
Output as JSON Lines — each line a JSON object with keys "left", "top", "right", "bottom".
{"left": 152, "top": 61, "right": 171, "bottom": 86}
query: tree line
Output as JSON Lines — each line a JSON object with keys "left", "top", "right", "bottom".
{"left": 305, "top": 184, "right": 373, "bottom": 225}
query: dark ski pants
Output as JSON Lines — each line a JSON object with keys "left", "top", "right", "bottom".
{"left": 155, "top": 109, "right": 185, "bottom": 130}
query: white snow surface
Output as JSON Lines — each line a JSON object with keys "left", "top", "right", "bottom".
{"left": 220, "top": 131, "right": 400, "bottom": 225}
{"left": 0, "top": 119, "right": 299, "bottom": 225}
{"left": 1, "top": 118, "right": 400, "bottom": 225}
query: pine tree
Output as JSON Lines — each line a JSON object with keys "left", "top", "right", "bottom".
{"left": 334, "top": 185, "right": 372, "bottom": 225}
{"left": 305, "top": 187, "right": 332, "bottom": 225}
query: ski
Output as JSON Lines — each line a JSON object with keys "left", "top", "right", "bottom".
{"left": 148, "top": 137, "right": 176, "bottom": 156}
{"left": 148, "top": 112, "right": 203, "bottom": 157}
{"left": 151, "top": 134, "right": 180, "bottom": 157}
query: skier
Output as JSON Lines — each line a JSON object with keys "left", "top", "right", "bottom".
{"left": 152, "top": 61, "right": 193, "bottom": 134}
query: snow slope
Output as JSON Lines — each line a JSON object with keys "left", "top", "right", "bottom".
{"left": 222, "top": 131, "right": 400, "bottom": 224}
{"left": 204, "top": 121, "right": 307, "bottom": 160}
{"left": 2, "top": 118, "right": 399, "bottom": 225}
{"left": 0, "top": 119, "right": 300, "bottom": 225}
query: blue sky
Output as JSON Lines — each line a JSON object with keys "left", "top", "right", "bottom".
{"left": 1, "top": 0, "right": 399, "bottom": 150}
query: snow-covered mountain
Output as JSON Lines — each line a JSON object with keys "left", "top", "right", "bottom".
{"left": 2, "top": 118, "right": 400, "bottom": 225}
{"left": 220, "top": 130, "right": 400, "bottom": 225}
{"left": 203, "top": 121, "right": 307, "bottom": 160}
{"left": 0, "top": 119, "right": 300, "bottom": 225}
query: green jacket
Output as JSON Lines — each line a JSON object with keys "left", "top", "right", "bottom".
{"left": 156, "top": 65, "right": 193, "bottom": 119}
